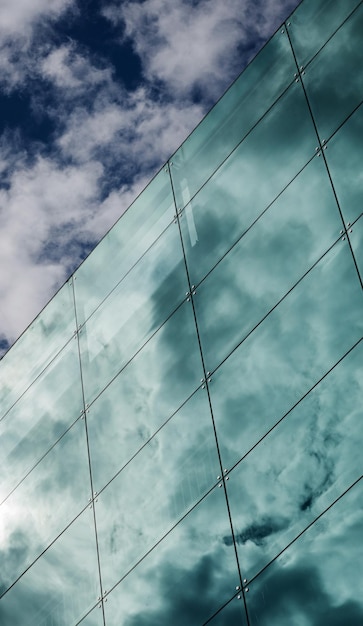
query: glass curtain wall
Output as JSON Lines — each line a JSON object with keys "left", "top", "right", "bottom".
{"left": 0, "top": 0, "right": 362, "bottom": 624}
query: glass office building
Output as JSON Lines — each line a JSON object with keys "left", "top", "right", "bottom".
{"left": 0, "top": 0, "right": 362, "bottom": 623}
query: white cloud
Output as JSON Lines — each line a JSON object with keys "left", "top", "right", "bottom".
{"left": 41, "top": 44, "right": 112, "bottom": 91}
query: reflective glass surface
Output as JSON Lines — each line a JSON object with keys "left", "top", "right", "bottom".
{"left": 178, "top": 80, "right": 317, "bottom": 286}
{"left": 0, "top": 337, "right": 83, "bottom": 503}
{"left": 86, "top": 300, "right": 204, "bottom": 492}
{"left": 74, "top": 167, "right": 175, "bottom": 325}
{"left": 287, "top": 0, "right": 361, "bottom": 67}
{"left": 0, "top": 507, "right": 100, "bottom": 626}
{"left": 349, "top": 215, "right": 363, "bottom": 284}
{"left": 303, "top": 2, "right": 363, "bottom": 141}
{"left": 79, "top": 222, "right": 189, "bottom": 404}
{"left": 79, "top": 608, "right": 105, "bottom": 626}
{"left": 209, "top": 239, "right": 363, "bottom": 471}
{"left": 95, "top": 388, "right": 220, "bottom": 590}
{"left": 103, "top": 486, "right": 240, "bottom": 626}
{"left": 0, "top": 281, "right": 76, "bottom": 420}
{"left": 324, "top": 103, "right": 363, "bottom": 225}
{"left": 194, "top": 155, "right": 341, "bottom": 371}
{"left": 245, "top": 480, "right": 363, "bottom": 625}
{"left": 0, "top": 418, "right": 90, "bottom": 592}
{"left": 206, "top": 596, "right": 247, "bottom": 625}
{"left": 225, "top": 340, "right": 363, "bottom": 581}
{"left": 171, "top": 29, "right": 295, "bottom": 211}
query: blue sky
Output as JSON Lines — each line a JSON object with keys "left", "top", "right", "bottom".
{"left": 0, "top": 0, "right": 300, "bottom": 354}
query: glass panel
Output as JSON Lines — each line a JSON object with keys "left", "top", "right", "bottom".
{"left": 171, "top": 28, "right": 296, "bottom": 210}
{"left": 0, "top": 506, "right": 100, "bottom": 626}
{"left": 225, "top": 340, "right": 363, "bottom": 581}
{"left": 0, "top": 280, "right": 76, "bottom": 420}
{"left": 78, "top": 607, "right": 104, "bottom": 626}
{"left": 74, "top": 167, "right": 175, "bottom": 325}
{"left": 324, "top": 103, "right": 363, "bottom": 224}
{"left": 96, "top": 387, "right": 220, "bottom": 591}
{"left": 349, "top": 215, "right": 363, "bottom": 284}
{"left": 87, "top": 352, "right": 211, "bottom": 491}
{"left": 303, "top": 2, "right": 363, "bottom": 141}
{"left": 209, "top": 239, "right": 363, "bottom": 471}
{"left": 0, "top": 338, "right": 83, "bottom": 504}
{"left": 206, "top": 596, "right": 247, "bottom": 625}
{"left": 79, "top": 222, "right": 189, "bottom": 404}
{"left": 103, "top": 486, "right": 241, "bottom": 626}
{"left": 245, "top": 480, "right": 363, "bottom": 625}
{"left": 287, "top": 0, "right": 360, "bottom": 67}
{"left": 0, "top": 418, "right": 90, "bottom": 592}
{"left": 179, "top": 80, "right": 317, "bottom": 286}
{"left": 194, "top": 155, "right": 342, "bottom": 371}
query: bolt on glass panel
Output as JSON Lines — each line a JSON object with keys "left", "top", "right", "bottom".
{"left": 103, "top": 486, "right": 241, "bottom": 626}
{"left": 193, "top": 153, "right": 342, "bottom": 373}
{"left": 178, "top": 78, "right": 318, "bottom": 287}
{"left": 245, "top": 479, "right": 363, "bottom": 625}
{"left": 286, "top": 0, "right": 361, "bottom": 68}
{"left": 0, "top": 337, "right": 83, "bottom": 505}
{"left": 0, "top": 418, "right": 90, "bottom": 595}
{"left": 170, "top": 28, "right": 296, "bottom": 212}
{"left": 302, "top": 2, "right": 363, "bottom": 141}
{"left": 0, "top": 506, "right": 100, "bottom": 626}
{"left": 74, "top": 166, "right": 176, "bottom": 326}
{"left": 208, "top": 239, "right": 363, "bottom": 472}
{"left": 324, "top": 103, "right": 363, "bottom": 225}
{"left": 78, "top": 221, "right": 189, "bottom": 405}
{"left": 0, "top": 280, "right": 76, "bottom": 421}
{"left": 224, "top": 340, "right": 363, "bottom": 582}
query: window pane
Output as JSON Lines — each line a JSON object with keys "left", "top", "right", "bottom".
{"left": 74, "top": 167, "right": 175, "bottom": 325}
{"left": 103, "top": 486, "right": 241, "bottom": 626}
{"left": 245, "top": 480, "right": 363, "bottom": 626}
{"left": 179, "top": 79, "right": 317, "bottom": 286}
{"left": 225, "top": 340, "right": 363, "bottom": 581}
{"left": 193, "top": 154, "right": 342, "bottom": 371}
{"left": 95, "top": 387, "right": 220, "bottom": 591}
{"left": 209, "top": 239, "right": 363, "bottom": 471}
{"left": 171, "top": 29, "right": 296, "bottom": 210}
{"left": 0, "top": 418, "right": 90, "bottom": 593}
{"left": 0, "top": 280, "right": 76, "bottom": 420}
{"left": 79, "top": 221, "right": 189, "bottom": 404}
{"left": 0, "top": 507, "right": 100, "bottom": 626}
{"left": 207, "top": 596, "right": 247, "bottom": 626}
{"left": 0, "top": 338, "right": 83, "bottom": 504}
{"left": 86, "top": 300, "right": 204, "bottom": 492}
{"left": 303, "top": 2, "right": 363, "bottom": 141}
{"left": 287, "top": 0, "right": 360, "bottom": 67}
{"left": 325, "top": 103, "right": 363, "bottom": 224}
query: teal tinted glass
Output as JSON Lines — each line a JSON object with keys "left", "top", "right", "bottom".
{"left": 303, "top": 2, "right": 363, "bottom": 141}
{"left": 171, "top": 28, "right": 295, "bottom": 210}
{"left": 0, "top": 418, "right": 90, "bottom": 593}
{"left": 0, "top": 338, "right": 83, "bottom": 504}
{"left": 0, "top": 280, "right": 76, "bottom": 420}
{"left": 95, "top": 388, "right": 220, "bottom": 591}
{"left": 0, "top": 507, "right": 100, "bottom": 626}
{"left": 209, "top": 240, "right": 363, "bottom": 471}
{"left": 194, "top": 155, "right": 341, "bottom": 371}
{"left": 78, "top": 609, "right": 104, "bottom": 626}
{"left": 103, "top": 486, "right": 241, "bottom": 626}
{"left": 87, "top": 370, "right": 212, "bottom": 491}
{"left": 74, "top": 167, "right": 175, "bottom": 325}
{"left": 79, "top": 221, "right": 189, "bottom": 404}
{"left": 225, "top": 341, "right": 363, "bottom": 581}
{"left": 179, "top": 79, "right": 318, "bottom": 286}
{"left": 324, "top": 103, "right": 363, "bottom": 225}
{"left": 349, "top": 215, "right": 363, "bottom": 284}
{"left": 207, "top": 598, "right": 247, "bottom": 626}
{"left": 245, "top": 480, "right": 363, "bottom": 625}
{"left": 287, "top": 0, "right": 361, "bottom": 67}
